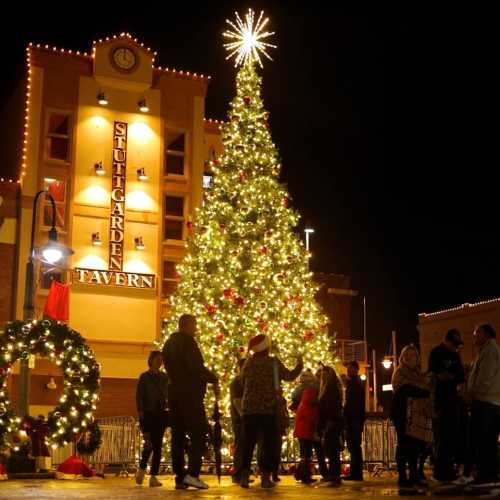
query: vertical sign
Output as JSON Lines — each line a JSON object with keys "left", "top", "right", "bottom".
{"left": 73, "top": 120, "right": 156, "bottom": 289}
{"left": 109, "top": 121, "right": 127, "bottom": 271}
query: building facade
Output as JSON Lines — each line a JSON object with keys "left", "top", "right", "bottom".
{"left": 418, "top": 298, "right": 500, "bottom": 369}
{"left": 6, "top": 34, "right": 222, "bottom": 417}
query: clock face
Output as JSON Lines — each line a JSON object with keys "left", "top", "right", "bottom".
{"left": 111, "top": 47, "right": 137, "bottom": 72}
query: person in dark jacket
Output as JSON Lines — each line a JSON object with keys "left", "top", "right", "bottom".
{"left": 162, "top": 314, "right": 219, "bottom": 490}
{"left": 391, "top": 345, "right": 430, "bottom": 490}
{"left": 428, "top": 329, "right": 465, "bottom": 482}
{"left": 343, "top": 360, "right": 365, "bottom": 481}
{"left": 135, "top": 351, "right": 169, "bottom": 488}
{"left": 318, "top": 365, "right": 344, "bottom": 486}
{"left": 230, "top": 358, "right": 246, "bottom": 484}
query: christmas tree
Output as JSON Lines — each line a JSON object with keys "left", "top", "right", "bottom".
{"left": 160, "top": 10, "right": 335, "bottom": 415}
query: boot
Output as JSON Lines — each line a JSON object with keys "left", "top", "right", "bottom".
{"left": 261, "top": 472, "right": 276, "bottom": 489}
{"left": 272, "top": 471, "right": 281, "bottom": 482}
{"left": 240, "top": 469, "right": 250, "bottom": 489}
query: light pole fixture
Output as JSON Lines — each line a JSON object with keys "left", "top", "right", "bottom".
{"left": 19, "top": 191, "right": 73, "bottom": 416}
{"left": 304, "top": 227, "right": 314, "bottom": 252}
{"left": 382, "top": 358, "right": 393, "bottom": 370}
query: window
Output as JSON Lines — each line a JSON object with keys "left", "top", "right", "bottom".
{"left": 162, "top": 261, "right": 179, "bottom": 298}
{"left": 165, "top": 195, "right": 185, "bottom": 240}
{"left": 42, "top": 178, "right": 66, "bottom": 231}
{"left": 165, "top": 129, "right": 186, "bottom": 176}
{"left": 47, "top": 113, "right": 71, "bottom": 162}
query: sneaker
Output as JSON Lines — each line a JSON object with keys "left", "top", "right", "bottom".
{"left": 135, "top": 468, "right": 145, "bottom": 485}
{"left": 149, "top": 476, "right": 162, "bottom": 487}
{"left": 183, "top": 474, "right": 209, "bottom": 489}
{"left": 175, "top": 482, "right": 188, "bottom": 490}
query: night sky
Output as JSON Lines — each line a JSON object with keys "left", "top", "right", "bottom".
{"left": 0, "top": 3, "right": 497, "bottom": 359}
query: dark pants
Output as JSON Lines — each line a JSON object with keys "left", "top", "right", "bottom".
{"left": 433, "top": 403, "right": 459, "bottom": 481}
{"left": 345, "top": 418, "right": 364, "bottom": 479}
{"left": 258, "top": 432, "right": 282, "bottom": 473}
{"left": 242, "top": 414, "right": 275, "bottom": 473}
{"left": 471, "top": 400, "right": 500, "bottom": 482}
{"left": 323, "top": 420, "right": 342, "bottom": 480}
{"left": 395, "top": 425, "right": 420, "bottom": 482}
{"left": 139, "top": 412, "right": 167, "bottom": 476}
{"left": 170, "top": 405, "right": 207, "bottom": 483}
{"left": 232, "top": 418, "right": 244, "bottom": 478}
{"left": 313, "top": 440, "right": 328, "bottom": 478}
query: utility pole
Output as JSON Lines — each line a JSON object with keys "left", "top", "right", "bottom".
{"left": 372, "top": 349, "right": 378, "bottom": 412}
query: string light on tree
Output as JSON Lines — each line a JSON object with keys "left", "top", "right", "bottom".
{"left": 159, "top": 9, "right": 338, "bottom": 458}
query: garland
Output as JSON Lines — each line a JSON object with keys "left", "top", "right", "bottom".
{"left": 0, "top": 319, "right": 100, "bottom": 452}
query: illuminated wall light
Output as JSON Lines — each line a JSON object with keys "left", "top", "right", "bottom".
{"left": 44, "top": 177, "right": 56, "bottom": 184}
{"left": 134, "top": 237, "right": 145, "bottom": 250}
{"left": 92, "top": 232, "right": 103, "bottom": 246}
{"left": 97, "top": 92, "right": 108, "bottom": 106}
{"left": 136, "top": 167, "right": 148, "bottom": 181}
{"left": 138, "top": 98, "right": 149, "bottom": 113}
{"left": 94, "top": 161, "right": 105, "bottom": 176}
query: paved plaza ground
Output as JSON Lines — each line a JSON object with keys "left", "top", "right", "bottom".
{"left": 1, "top": 475, "right": 499, "bottom": 500}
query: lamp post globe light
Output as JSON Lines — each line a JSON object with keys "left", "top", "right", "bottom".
{"left": 19, "top": 190, "right": 73, "bottom": 417}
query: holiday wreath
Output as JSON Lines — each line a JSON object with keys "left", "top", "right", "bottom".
{"left": 0, "top": 320, "right": 101, "bottom": 453}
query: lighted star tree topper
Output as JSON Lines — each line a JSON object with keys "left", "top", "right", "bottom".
{"left": 160, "top": 9, "right": 337, "bottom": 422}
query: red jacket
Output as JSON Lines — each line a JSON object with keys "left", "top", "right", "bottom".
{"left": 293, "top": 386, "right": 319, "bottom": 440}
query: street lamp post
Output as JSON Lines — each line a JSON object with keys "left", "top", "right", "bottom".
{"left": 18, "top": 190, "right": 73, "bottom": 417}
{"left": 304, "top": 227, "right": 314, "bottom": 252}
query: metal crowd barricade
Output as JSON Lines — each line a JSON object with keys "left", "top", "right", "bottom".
{"left": 50, "top": 416, "right": 139, "bottom": 473}
{"left": 363, "top": 416, "right": 397, "bottom": 476}
{"left": 51, "top": 414, "right": 398, "bottom": 475}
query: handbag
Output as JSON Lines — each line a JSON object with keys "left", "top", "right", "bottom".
{"left": 273, "top": 359, "right": 290, "bottom": 434}
{"left": 406, "top": 396, "right": 433, "bottom": 443}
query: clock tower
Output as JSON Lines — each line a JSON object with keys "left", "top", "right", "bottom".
{"left": 92, "top": 33, "right": 154, "bottom": 92}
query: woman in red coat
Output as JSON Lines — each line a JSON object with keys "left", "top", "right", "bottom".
{"left": 293, "top": 371, "right": 320, "bottom": 484}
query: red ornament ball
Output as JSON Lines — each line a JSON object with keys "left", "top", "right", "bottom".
{"left": 223, "top": 288, "right": 234, "bottom": 299}
{"left": 204, "top": 304, "right": 217, "bottom": 315}
{"left": 303, "top": 330, "right": 315, "bottom": 341}
{"left": 219, "top": 223, "right": 226, "bottom": 230}
{"left": 186, "top": 221, "right": 193, "bottom": 230}
{"left": 282, "top": 322, "right": 290, "bottom": 330}
{"left": 282, "top": 196, "right": 290, "bottom": 208}
{"left": 239, "top": 170, "right": 248, "bottom": 181}
{"left": 234, "top": 296, "right": 245, "bottom": 307}
{"left": 260, "top": 246, "right": 268, "bottom": 254}
{"left": 243, "top": 95, "right": 251, "bottom": 105}
{"left": 216, "top": 332, "right": 225, "bottom": 343}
